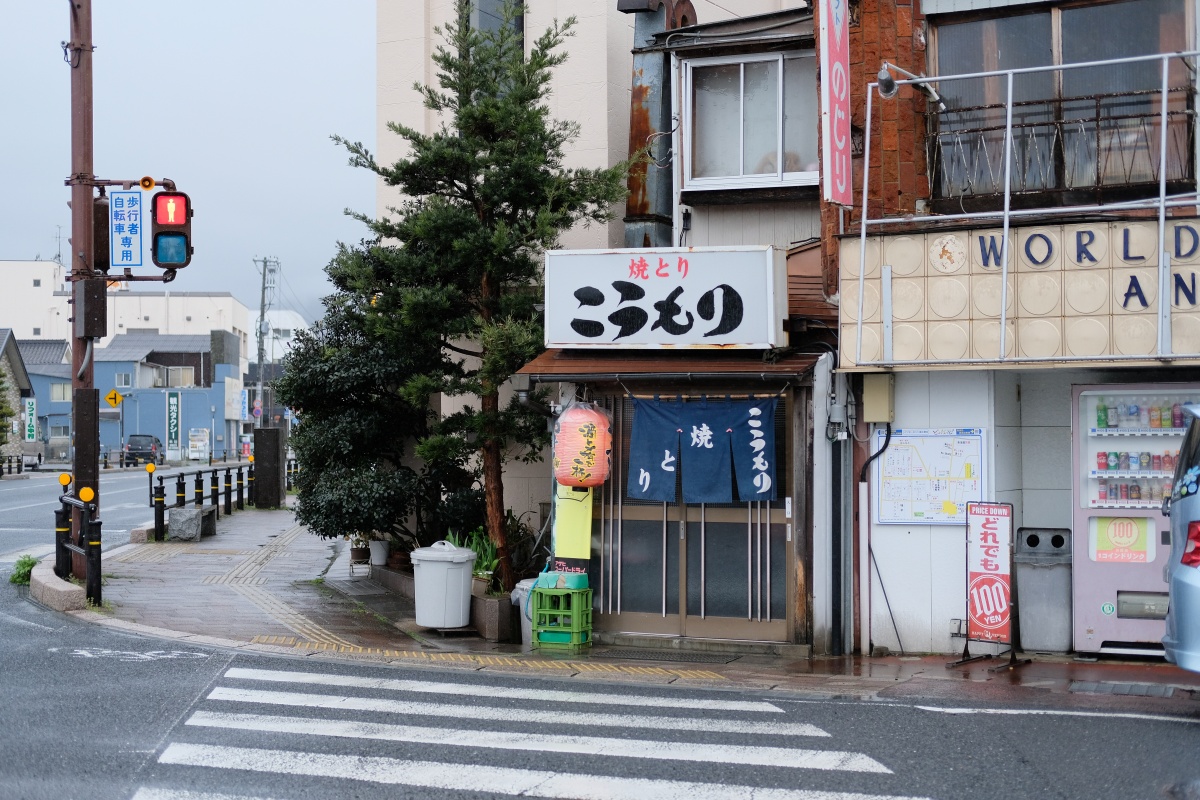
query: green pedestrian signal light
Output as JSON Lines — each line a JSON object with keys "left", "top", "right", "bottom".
{"left": 150, "top": 191, "right": 193, "bottom": 268}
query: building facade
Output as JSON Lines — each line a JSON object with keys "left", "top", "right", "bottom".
{"left": 837, "top": 0, "right": 1200, "bottom": 657}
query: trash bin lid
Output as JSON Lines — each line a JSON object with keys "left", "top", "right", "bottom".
{"left": 411, "top": 540, "right": 477, "bottom": 564}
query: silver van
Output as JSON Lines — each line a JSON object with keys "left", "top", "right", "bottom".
{"left": 1162, "top": 405, "right": 1200, "bottom": 672}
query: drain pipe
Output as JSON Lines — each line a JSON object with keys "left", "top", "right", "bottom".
{"left": 858, "top": 423, "right": 891, "bottom": 656}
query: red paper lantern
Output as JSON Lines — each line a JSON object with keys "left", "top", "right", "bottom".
{"left": 553, "top": 403, "right": 613, "bottom": 487}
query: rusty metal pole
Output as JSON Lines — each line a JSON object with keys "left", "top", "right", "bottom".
{"left": 68, "top": 0, "right": 101, "bottom": 580}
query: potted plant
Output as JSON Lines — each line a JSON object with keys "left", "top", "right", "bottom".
{"left": 368, "top": 532, "right": 390, "bottom": 566}
{"left": 448, "top": 528, "right": 499, "bottom": 596}
{"left": 348, "top": 535, "right": 370, "bottom": 565}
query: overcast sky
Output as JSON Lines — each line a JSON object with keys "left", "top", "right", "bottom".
{"left": 0, "top": 2, "right": 376, "bottom": 325}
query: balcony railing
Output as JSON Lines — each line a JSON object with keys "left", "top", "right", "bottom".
{"left": 930, "top": 86, "right": 1195, "bottom": 206}
{"left": 854, "top": 50, "right": 1200, "bottom": 367}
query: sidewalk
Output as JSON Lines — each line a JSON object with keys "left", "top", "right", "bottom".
{"left": 39, "top": 504, "right": 1200, "bottom": 714}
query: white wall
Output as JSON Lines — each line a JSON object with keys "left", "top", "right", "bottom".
{"left": 868, "top": 370, "right": 995, "bottom": 654}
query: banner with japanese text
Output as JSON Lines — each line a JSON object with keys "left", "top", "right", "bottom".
{"left": 966, "top": 502, "right": 1013, "bottom": 643}
{"left": 627, "top": 398, "right": 778, "bottom": 504}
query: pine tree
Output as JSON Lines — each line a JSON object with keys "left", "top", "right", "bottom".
{"left": 294, "top": 0, "right": 629, "bottom": 590}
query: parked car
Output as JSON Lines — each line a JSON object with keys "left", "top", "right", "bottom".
{"left": 124, "top": 434, "right": 165, "bottom": 465}
{"left": 1162, "top": 405, "right": 1200, "bottom": 673}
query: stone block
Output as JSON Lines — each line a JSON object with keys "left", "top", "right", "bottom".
{"left": 471, "top": 593, "right": 516, "bottom": 643}
{"left": 168, "top": 506, "right": 217, "bottom": 541}
{"left": 29, "top": 561, "right": 85, "bottom": 612}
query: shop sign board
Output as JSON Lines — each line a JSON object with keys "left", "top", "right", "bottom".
{"left": 839, "top": 219, "right": 1200, "bottom": 368}
{"left": 24, "top": 398, "right": 36, "bottom": 442}
{"left": 166, "top": 391, "right": 181, "bottom": 451}
{"left": 544, "top": 247, "right": 786, "bottom": 349}
{"left": 224, "top": 376, "right": 243, "bottom": 421}
{"left": 966, "top": 502, "right": 1013, "bottom": 644}
{"left": 818, "top": 0, "right": 851, "bottom": 205}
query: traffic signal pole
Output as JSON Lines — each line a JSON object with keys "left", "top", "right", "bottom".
{"left": 67, "top": 0, "right": 100, "bottom": 575}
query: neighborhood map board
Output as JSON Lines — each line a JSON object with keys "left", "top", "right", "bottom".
{"left": 873, "top": 428, "right": 986, "bottom": 525}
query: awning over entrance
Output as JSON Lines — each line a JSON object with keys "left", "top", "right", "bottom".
{"left": 516, "top": 349, "right": 819, "bottom": 383}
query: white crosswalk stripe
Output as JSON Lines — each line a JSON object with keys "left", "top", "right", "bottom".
{"left": 137, "top": 666, "right": 933, "bottom": 800}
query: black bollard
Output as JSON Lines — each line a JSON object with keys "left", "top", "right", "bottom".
{"left": 223, "top": 468, "right": 232, "bottom": 516}
{"left": 84, "top": 516, "right": 102, "bottom": 607}
{"left": 236, "top": 466, "right": 245, "bottom": 511}
{"left": 247, "top": 464, "right": 255, "bottom": 506}
{"left": 153, "top": 481, "right": 166, "bottom": 542}
{"left": 210, "top": 471, "right": 219, "bottom": 518}
{"left": 54, "top": 503, "right": 71, "bottom": 579}
{"left": 102, "top": 451, "right": 109, "bottom": 470}
{"left": 194, "top": 471, "right": 204, "bottom": 506}
{"left": 176, "top": 473, "right": 186, "bottom": 508}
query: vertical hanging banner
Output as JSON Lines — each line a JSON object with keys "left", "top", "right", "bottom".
{"left": 678, "top": 399, "right": 736, "bottom": 504}
{"left": 627, "top": 398, "right": 779, "bottom": 503}
{"left": 627, "top": 398, "right": 681, "bottom": 502}
{"left": 732, "top": 397, "right": 778, "bottom": 501}
{"left": 966, "top": 502, "right": 1013, "bottom": 643}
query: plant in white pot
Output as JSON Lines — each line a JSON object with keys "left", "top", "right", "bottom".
{"left": 368, "top": 532, "right": 390, "bottom": 566}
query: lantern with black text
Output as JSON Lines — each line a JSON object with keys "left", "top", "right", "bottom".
{"left": 150, "top": 191, "right": 193, "bottom": 268}
{"left": 552, "top": 403, "right": 613, "bottom": 487}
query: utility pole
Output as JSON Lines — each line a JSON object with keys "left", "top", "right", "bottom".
{"left": 252, "top": 257, "right": 278, "bottom": 428}
{"left": 66, "top": 0, "right": 101, "bottom": 571}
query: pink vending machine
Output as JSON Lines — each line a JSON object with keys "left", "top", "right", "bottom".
{"left": 1072, "top": 383, "right": 1199, "bottom": 655}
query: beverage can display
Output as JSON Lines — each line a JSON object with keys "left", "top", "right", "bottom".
{"left": 1097, "top": 398, "right": 1108, "bottom": 429}
{"left": 1153, "top": 454, "right": 1162, "bottom": 471}
{"left": 1140, "top": 452, "right": 1151, "bottom": 470}
{"left": 1173, "top": 403, "right": 1183, "bottom": 428}
{"left": 1119, "top": 482, "right": 1129, "bottom": 501}
{"left": 1097, "top": 452, "right": 1110, "bottom": 471}
{"left": 1119, "top": 452, "right": 1130, "bottom": 470}
{"left": 1150, "top": 405, "right": 1161, "bottom": 428}
{"left": 1109, "top": 451, "right": 1120, "bottom": 470}
{"left": 1164, "top": 451, "right": 1175, "bottom": 472}
{"left": 1098, "top": 478, "right": 1107, "bottom": 501}
{"left": 1130, "top": 482, "right": 1141, "bottom": 501}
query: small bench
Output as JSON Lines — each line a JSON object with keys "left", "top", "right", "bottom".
{"left": 167, "top": 506, "right": 218, "bottom": 541}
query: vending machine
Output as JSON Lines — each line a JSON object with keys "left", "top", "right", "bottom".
{"left": 1072, "top": 383, "right": 1199, "bottom": 654}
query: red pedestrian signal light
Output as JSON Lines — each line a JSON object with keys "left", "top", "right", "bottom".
{"left": 150, "top": 191, "right": 193, "bottom": 268}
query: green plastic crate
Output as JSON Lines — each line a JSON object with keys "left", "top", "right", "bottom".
{"left": 532, "top": 588, "right": 593, "bottom": 634}
{"left": 534, "top": 627, "right": 591, "bottom": 653}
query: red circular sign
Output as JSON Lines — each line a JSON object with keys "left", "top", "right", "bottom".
{"left": 968, "top": 574, "right": 1010, "bottom": 631}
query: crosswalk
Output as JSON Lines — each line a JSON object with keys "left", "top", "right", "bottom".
{"left": 133, "top": 665, "right": 933, "bottom": 800}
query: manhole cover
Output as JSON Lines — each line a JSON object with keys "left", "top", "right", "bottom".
{"left": 1069, "top": 681, "right": 1175, "bottom": 698}
{"left": 594, "top": 649, "right": 739, "bottom": 664}
{"left": 325, "top": 579, "right": 388, "bottom": 597}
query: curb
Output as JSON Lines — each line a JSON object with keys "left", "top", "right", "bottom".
{"left": 29, "top": 561, "right": 85, "bottom": 612}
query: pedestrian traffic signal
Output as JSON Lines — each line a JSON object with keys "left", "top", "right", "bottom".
{"left": 65, "top": 195, "right": 111, "bottom": 274}
{"left": 150, "top": 191, "right": 193, "bottom": 268}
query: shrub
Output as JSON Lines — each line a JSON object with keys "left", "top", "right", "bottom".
{"left": 9, "top": 555, "right": 37, "bottom": 585}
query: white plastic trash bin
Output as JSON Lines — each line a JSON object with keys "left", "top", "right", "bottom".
{"left": 510, "top": 578, "right": 537, "bottom": 649}
{"left": 410, "top": 540, "right": 476, "bottom": 628}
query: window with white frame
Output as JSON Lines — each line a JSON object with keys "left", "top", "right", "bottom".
{"left": 51, "top": 382, "right": 70, "bottom": 402}
{"left": 50, "top": 425, "right": 70, "bottom": 438}
{"left": 115, "top": 372, "right": 131, "bottom": 388}
{"left": 683, "top": 52, "right": 819, "bottom": 191}
{"left": 166, "top": 366, "right": 195, "bottom": 388}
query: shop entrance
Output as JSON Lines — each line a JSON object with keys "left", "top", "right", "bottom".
{"left": 587, "top": 395, "right": 792, "bottom": 642}
{"left": 591, "top": 500, "right": 788, "bottom": 640}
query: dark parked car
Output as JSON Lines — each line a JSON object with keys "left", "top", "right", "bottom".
{"left": 1162, "top": 405, "right": 1200, "bottom": 673}
{"left": 124, "top": 434, "right": 164, "bottom": 465}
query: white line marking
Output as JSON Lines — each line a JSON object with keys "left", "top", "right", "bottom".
{"left": 159, "top": 743, "right": 929, "bottom": 800}
{"left": 0, "top": 545, "right": 54, "bottom": 562}
{"left": 916, "top": 705, "right": 1200, "bottom": 724}
{"left": 224, "top": 666, "right": 785, "bottom": 713}
{"left": 0, "top": 611, "right": 57, "bottom": 631}
{"left": 187, "top": 710, "right": 883, "bottom": 772}
{"left": 207, "top": 686, "right": 827, "bottom": 737}
{"left": 132, "top": 789, "right": 282, "bottom": 800}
